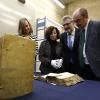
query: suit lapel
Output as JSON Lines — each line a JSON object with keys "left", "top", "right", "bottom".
{"left": 86, "top": 20, "right": 93, "bottom": 47}
{"left": 64, "top": 32, "right": 68, "bottom": 47}
{"left": 72, "top": 28, "right": 78, "bottom": 49}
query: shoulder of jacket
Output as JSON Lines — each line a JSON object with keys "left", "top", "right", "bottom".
{"left": 92, "top": 20, "right": 100, "bottom": 26}
{"left": 60, "top": 32, "right": 66, "bottom": 37}
{"left": 61, "top": 32, "right": 66, "bottom": 34}
{"left": 75, "top": 27, "right": 81, "bottom": 33}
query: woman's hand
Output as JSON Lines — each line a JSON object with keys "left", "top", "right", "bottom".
{"left": 51, "top": 59, "right": 63, "bottom": 69}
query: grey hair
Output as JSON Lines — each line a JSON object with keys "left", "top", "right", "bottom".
{"left": 62, "top": 15, "right": 73, "bottom": 22}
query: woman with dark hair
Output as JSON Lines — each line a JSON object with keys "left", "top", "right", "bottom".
{"left": 39, "top": 26, "right": 63, "bottom": 74}
{"left": 18, "top": 18, "right": 33, "bottom": 39}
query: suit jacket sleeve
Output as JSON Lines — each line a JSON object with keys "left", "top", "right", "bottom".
{"left": 39, "top": 41, "right": 51, "bottom": 64}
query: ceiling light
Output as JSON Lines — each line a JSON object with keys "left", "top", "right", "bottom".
{"left": 53, "top": 0, "right": 65, "bottom": 9}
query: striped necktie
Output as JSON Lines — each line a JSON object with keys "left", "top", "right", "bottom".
{"left": 68, "top": 35, "right": 72, "bottom": 49}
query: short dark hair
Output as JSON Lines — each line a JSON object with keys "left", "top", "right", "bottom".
{"left": 18, "top": 18, "right": 33, "bottom": 36}
{"left": 45, "top": 26, "right": 60, "bottom": 40}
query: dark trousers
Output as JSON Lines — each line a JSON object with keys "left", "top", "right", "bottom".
{"left": 80, "top": 64, "right": 100, "bottom": 81}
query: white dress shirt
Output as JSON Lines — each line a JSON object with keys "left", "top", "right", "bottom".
{"left": 83, "top": 19, "right": 90, "bottom": 64}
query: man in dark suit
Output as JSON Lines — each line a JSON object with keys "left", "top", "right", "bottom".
{"left": 60, "top": 16, "right": 81, "bottom": 74}
{"left": 72, "top": 8, "right": 100, "bottom": 80}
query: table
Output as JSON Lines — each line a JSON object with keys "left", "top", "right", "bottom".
{"left": 15, "top": 80, "right": 100, "bottom": 100}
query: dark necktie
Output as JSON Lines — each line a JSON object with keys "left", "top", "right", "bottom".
{"left": 79, "top": 29, "right": 85, "bottom": 67}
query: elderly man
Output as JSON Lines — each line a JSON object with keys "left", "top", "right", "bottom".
{"left": 72, "top": 8, "right": 100, "bottom": 80}
{"left": 60, "top": 15, "right": 81, "bottom": 75}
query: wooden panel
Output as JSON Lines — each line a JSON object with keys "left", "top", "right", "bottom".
{"left": 0, "top": 34, "right": 36, "bottom": 99}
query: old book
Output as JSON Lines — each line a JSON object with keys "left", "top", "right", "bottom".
{"left": 0, "top": 34, "right": 36, "bottom": 99}
{"left": 35, "top": 72, "right": 84, "bottom": 86}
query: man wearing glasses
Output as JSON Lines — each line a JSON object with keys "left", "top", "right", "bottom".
{"left": 60, "top": 15, "right": 81, "bottom": 75}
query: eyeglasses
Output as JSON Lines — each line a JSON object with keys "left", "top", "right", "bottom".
{"left": 63, "top": 22, "right": 71, "bottom": 26}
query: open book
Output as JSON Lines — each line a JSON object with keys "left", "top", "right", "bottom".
{"left": 34, "top": 72, "right": 84, "bottom": 86}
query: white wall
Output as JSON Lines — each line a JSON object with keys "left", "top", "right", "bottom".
{"left": 0, "top": 0, "right": 66, "bottom": 72}
{"left": 0, "top": 0, "right": 35, "bottom": 36}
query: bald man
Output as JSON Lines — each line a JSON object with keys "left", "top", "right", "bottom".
{"left": 72, "top": 8, "right": 100, "bottom": 80}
